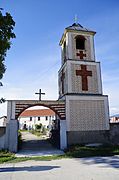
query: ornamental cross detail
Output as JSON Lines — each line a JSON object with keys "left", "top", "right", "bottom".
{"left": 61, "top": 71, "right": 65, "bottom": 94}
{"left": 76, "top": 50, "right": 86, "bottom": 59}
{"left": 76, "top": 65, "right": 92, "bottom": 91}
{"left": 35, "top": 89, "right": 45, "bottom": 101}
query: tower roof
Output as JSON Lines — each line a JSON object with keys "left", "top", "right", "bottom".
{"left": 60, "top": 22, "right": 96, "bottom": 45}
{"left": 66, "top": 23, "right": 95, "bottom": 33}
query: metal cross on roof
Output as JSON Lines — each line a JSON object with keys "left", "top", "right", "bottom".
{"left": 35, "top": 89, "right": 45, "bottom": 101}
{"left": 74, "top": 14, "right": 78, "bottom": 24}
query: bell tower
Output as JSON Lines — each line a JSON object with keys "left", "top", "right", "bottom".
{"left": 58, "top": 22, "right": 110, "bottom": 145}
{"left": 59, "top": 23, "right": 102, "bottom": 97}
{"left": 60, "top": 23, "right": 95, "bottom": 63}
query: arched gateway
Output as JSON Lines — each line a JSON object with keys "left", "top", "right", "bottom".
{"left": 5, "top": 22, "right": 110, "bottom": 153}
{"left": 15, "top": 100, "right": 65, "bottom": 120}
{"left": 5, "top": 100, "right": 66, "bottom": 152}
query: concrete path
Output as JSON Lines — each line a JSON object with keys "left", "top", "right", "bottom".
{"left": 0, "top": 156, "right": 119, "bottom": 180}
{"left": 16, "top": 131, "right": 64, "bottom": 157}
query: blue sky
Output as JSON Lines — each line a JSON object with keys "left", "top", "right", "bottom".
{"left": 0, "top": 0, "right": 119, "bottom": 116}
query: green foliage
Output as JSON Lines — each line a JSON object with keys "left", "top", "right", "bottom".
{"left": 18, "top": 130, "right": 22, "bottom": 149}
{"left": 0, "top": 9, "right": 16, "bottom": 79}
{"left": 30, "top": 124, "right": 48, "bottom": 136}
{"left": 30, "top": 130, "right": 42, "bottom": 137}
{"left": 65, "top": 144, "right": 119, "bottom": 158}
{"left": 0, "top": 97, "right": 5, "bottom": 103}
{"left": 35, "top": 123, "right": 42, "bottom": 131}
{"left": 0, "top": 150, "right": 15, "bottom": 163}
{"left": 0, "top": 9, "right": 16, "bottom": 102}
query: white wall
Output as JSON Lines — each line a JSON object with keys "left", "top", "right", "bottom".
{"left": 18, "top": 115, "right": 55, "bottom": 130}
{"left": 0, "top": 117, "right": 6, "bottom": 127}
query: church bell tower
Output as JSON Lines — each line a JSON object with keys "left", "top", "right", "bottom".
{"left": 58, "top": 22, "right": 109, "bottom": 145}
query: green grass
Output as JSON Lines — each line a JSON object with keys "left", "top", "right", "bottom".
{"left": 1, "top": 145, "right": 119, "bottom": 164}
{"left": 6, "top": 155, "right": 66, "bottom": 163}
{"left": 29, "top": 129, "right": 49, "bottom": 137}
{"left": 30, "top": 130, "right": 42, "bottom": 137}
{"left": 19, "top": 130, "right": 28, "bottom": 132}
{"left": 0, "top": 151, "right": 65, "bottom": 164}
{"left": 65, "top": 144, "right": 119, "bottom": 158}
{"left": 0, "top": 150, "right": 15, "bottom": 163}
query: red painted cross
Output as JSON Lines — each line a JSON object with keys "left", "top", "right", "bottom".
{"left": 76, "top": 65, "right": 92, "bottom": 91}
{"left": 61, "top": 72, "right": 65, "bottom": 94}
{"left": 76, "top": 50, "right": 86, "bottom": 59}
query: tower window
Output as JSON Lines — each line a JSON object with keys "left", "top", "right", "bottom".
{"left": 75, "top": 35, "right": 85, "bottom": 50}
{"left": 63, "top": 41, "right": 66, "bottom": 60}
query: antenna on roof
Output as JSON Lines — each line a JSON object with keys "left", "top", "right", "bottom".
{"left": 74, "top": 14, "right": 78, "bottom": 24}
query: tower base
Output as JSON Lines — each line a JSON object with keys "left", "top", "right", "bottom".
{"left": 67, "top": 130, "right": 110, "bottom": 146}
{"left": 65, "top": 94, "right": 110, "bottom": 145}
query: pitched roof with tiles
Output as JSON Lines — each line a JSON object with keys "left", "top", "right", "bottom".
{"left": 19, "top": 109, "right": 55, "bottom": 117}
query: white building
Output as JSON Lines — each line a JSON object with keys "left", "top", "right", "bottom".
{"left": 110, "top": 115, "right": 119, "bottom": 123}
{"left": 0, "top": 116, "right": 7, "bottom": 127}
{"left": 18, "top": 109, "right": 55, "bottom": 130}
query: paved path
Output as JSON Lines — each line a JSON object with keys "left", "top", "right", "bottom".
{"left": 0, "top": 157, "right": 119, "bottom": 180}
{"left": 16, "top": 131, "right": 63, "bottom": 157}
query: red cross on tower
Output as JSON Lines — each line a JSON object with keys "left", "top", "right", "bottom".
{"left": 61, "top": 71, "right": 65, "bottom": 94}
{"left": 76, "top": 65, "right": 92, "bottom": 91}
{"left": 76, "top": 50, "right": 86, "bottom": 59}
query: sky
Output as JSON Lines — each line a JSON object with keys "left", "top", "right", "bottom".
{"left": 0, "top": 0, "right": 119, "bottom": 116}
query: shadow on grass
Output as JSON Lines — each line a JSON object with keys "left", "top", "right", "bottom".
{"left": 79, "top": 156, "right": 119, "bottom": 169}
{"left": 0, "top": 165, "right": 60, "bottom": 172}
{"left": 65, "top": 144, "right": 119, "bottom": 169}
{"left": 65, "top": 145, "right": 119, "bottom": 158}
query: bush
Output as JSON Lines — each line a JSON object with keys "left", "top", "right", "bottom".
{"left": 18, "top": 130, "right": 22, "bottom": 149}
{"left": 35, "top": 124, "right": 42, "bottom": 131}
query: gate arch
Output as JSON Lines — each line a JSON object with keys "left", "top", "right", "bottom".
{"left": 15, "top": 100, "right": 65, "bottom": 120}
{"left": 6, "top": 100, "right": 66, "bottom": 152}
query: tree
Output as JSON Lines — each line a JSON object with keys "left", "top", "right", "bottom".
{"left": 0, "top": 9, "right": 16, "bottom": 102}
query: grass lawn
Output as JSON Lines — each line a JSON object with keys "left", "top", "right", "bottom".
{"left": 0, "top": 150, "right": 65, "bottom": 164}
{"left": 0, "top": 151, "right": 15, "bottom": 163}
{"left": 65, "top": 144, "right": 119, "bottom": 158}
{"left": 0, "top": 144, "right": 119, "bottom": 164}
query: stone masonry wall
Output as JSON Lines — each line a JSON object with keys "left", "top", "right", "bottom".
{"left": 67, "top": 124, "right": 119, "bottom": 146}
{"left": 109, "top": 123, "right": 119, "bottom": 144}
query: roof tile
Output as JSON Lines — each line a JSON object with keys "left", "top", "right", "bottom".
{"left": 20, "top": 109, "right": 55, "bottom": 117}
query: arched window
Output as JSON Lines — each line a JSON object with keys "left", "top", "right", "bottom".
{"left": 75, "top": 35, "right": 85, "bottom": 50}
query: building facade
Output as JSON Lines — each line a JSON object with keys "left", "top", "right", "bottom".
{"left": 18, "top": 109, "right": 55, "bottom": 130}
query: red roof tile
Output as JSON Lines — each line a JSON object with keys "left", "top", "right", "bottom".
{"left": 20, "top": 109, "right": 55, "bottom": 117}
